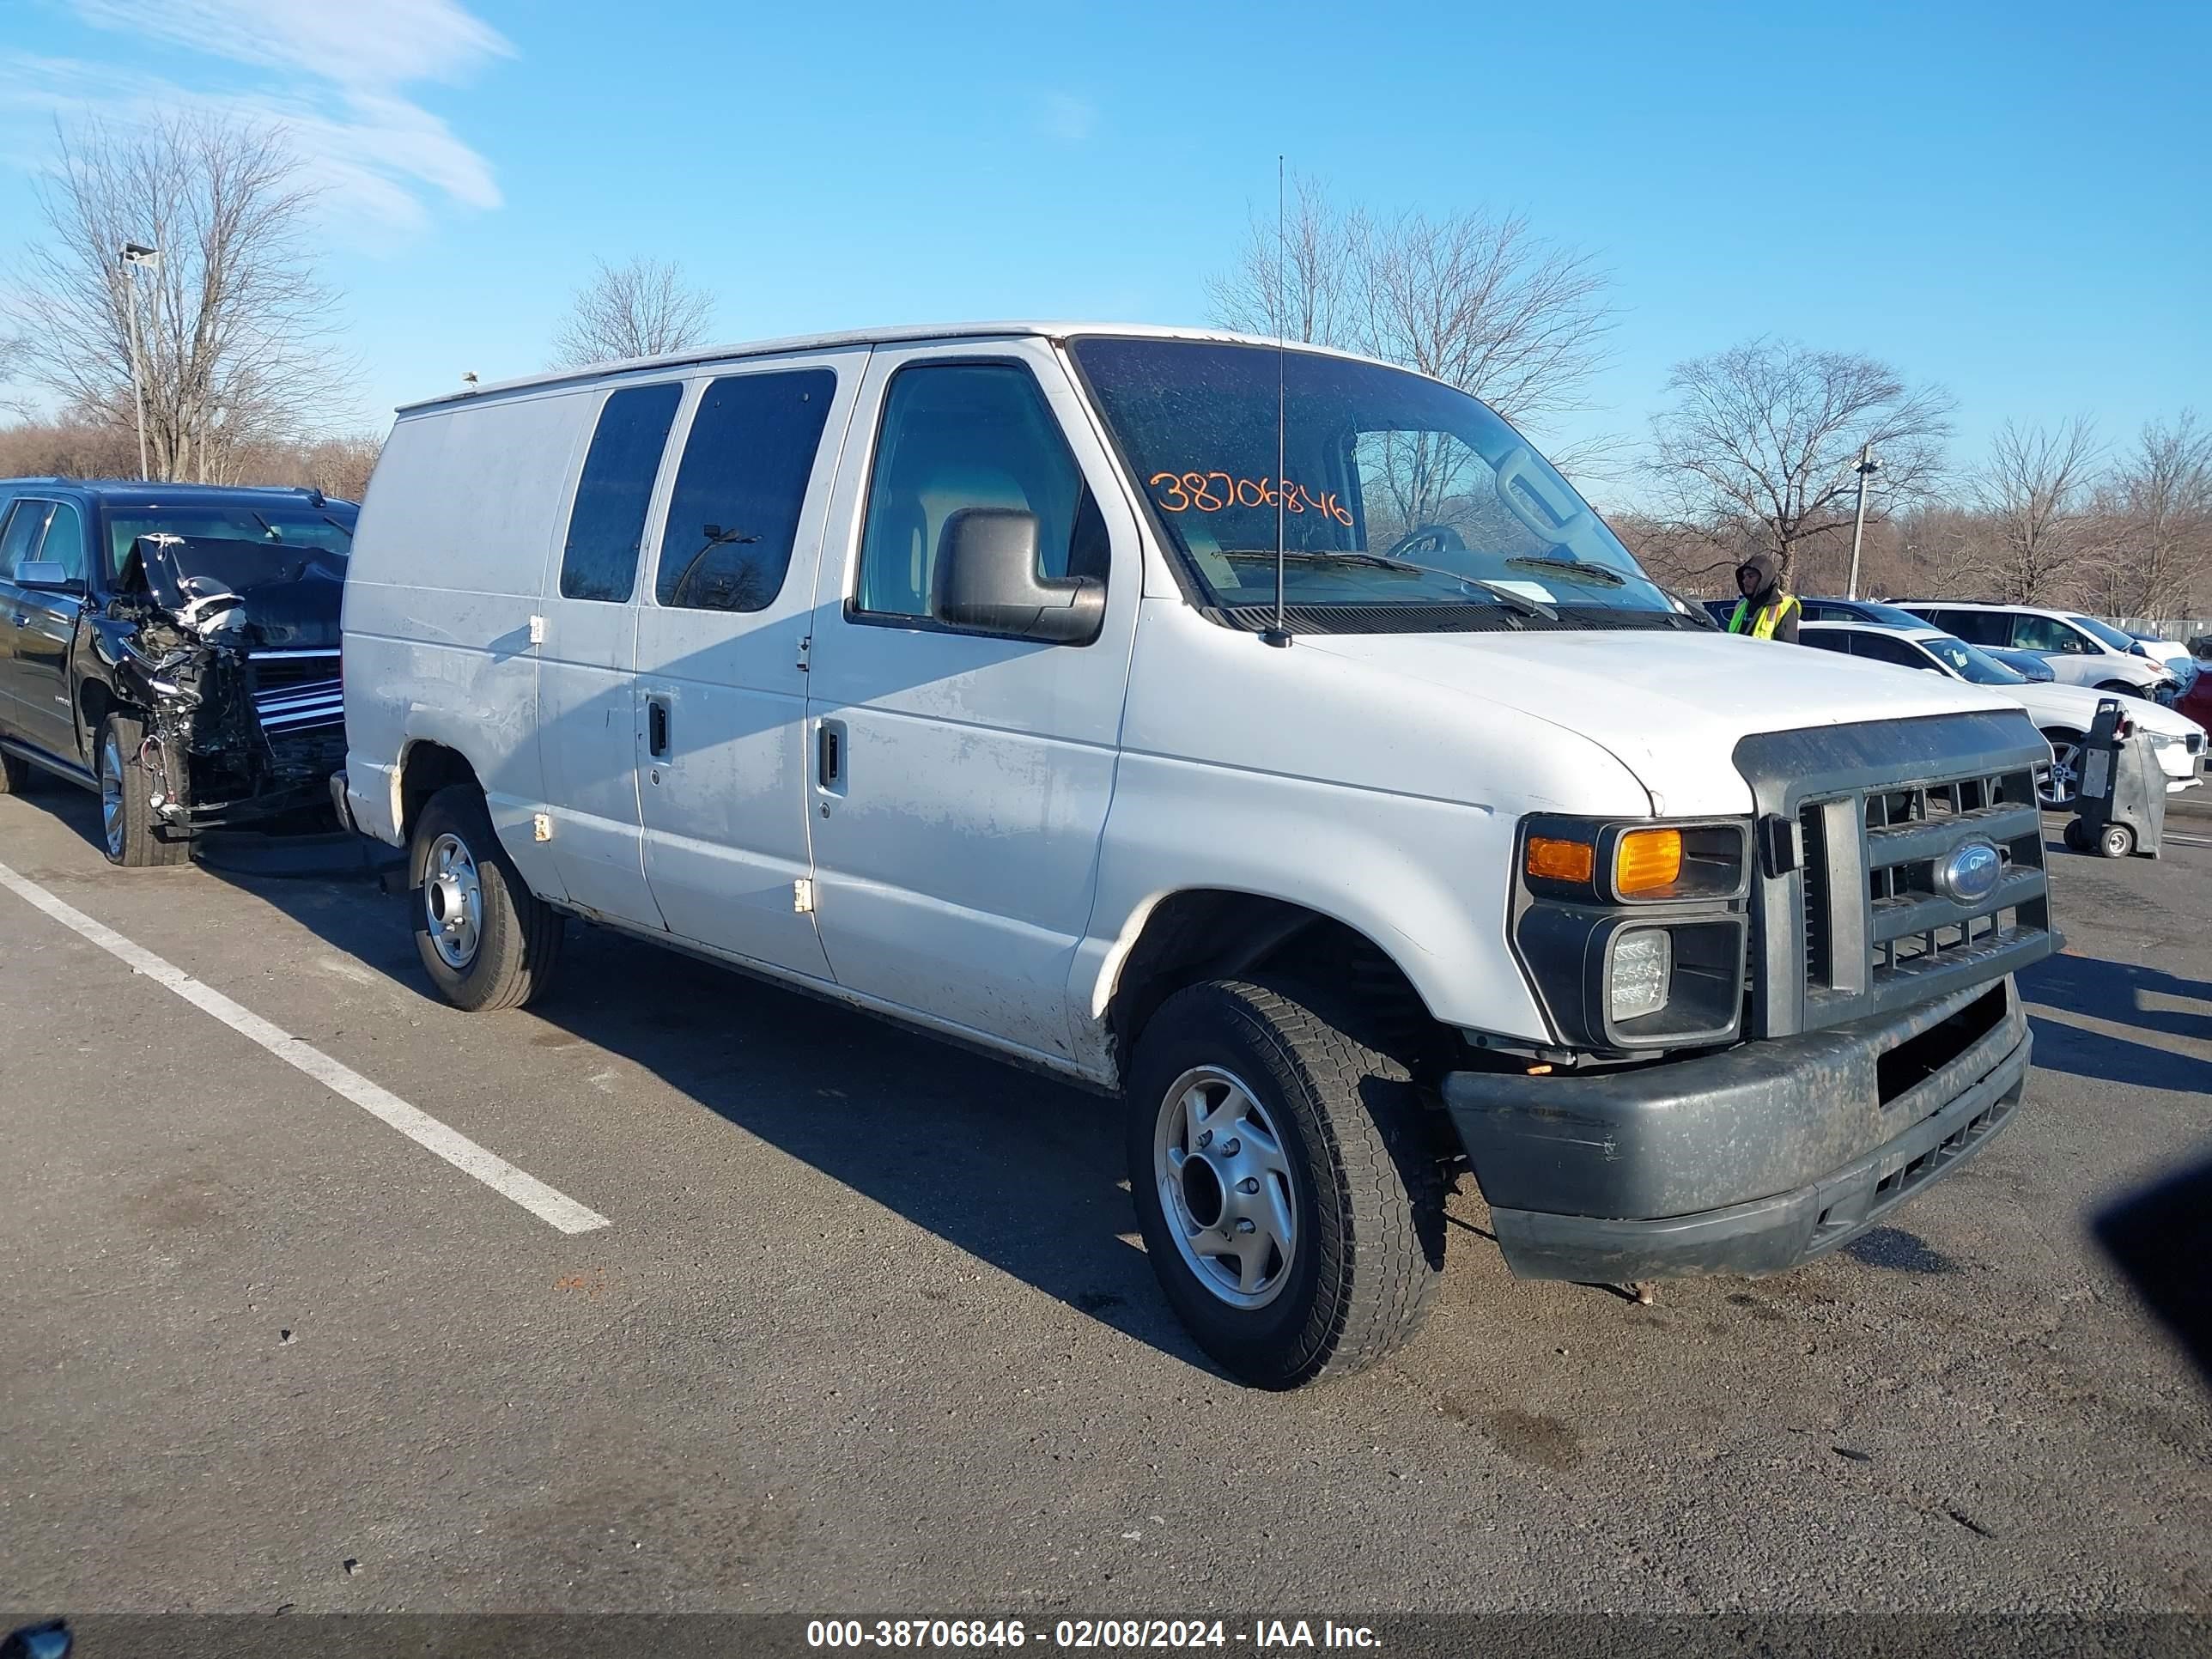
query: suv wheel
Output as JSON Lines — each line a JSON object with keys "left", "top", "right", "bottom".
{"left": 1127, "top": 978, "right": 1444, "bottom": 1389}
{"left": 0, "top": 750, "right": 27, "bottom": 795}
{"left": 97, "top": 713, "right": 190, "bottom": 868}
{"left": 409, "top": 784, "right": 564, "bottom": 1011}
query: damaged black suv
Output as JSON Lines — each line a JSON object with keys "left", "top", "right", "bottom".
{"left": 0, "top": 480, "right": 358, "bottom": 866}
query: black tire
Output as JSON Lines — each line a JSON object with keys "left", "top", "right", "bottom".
{"left": 97, "top": 713, "right": 190, "bottom": 868}
{"left": 2063, "top": 818, "right": 2091, "bottom": 853}
{"left": 1127, "top": 977, "right": 1444, "bottom": 1389}
{"left": 409, "top": 783, "right": 563, "bottom": 1012}
{"left": 0, "top": 749, "right": 27, "bottom": 795}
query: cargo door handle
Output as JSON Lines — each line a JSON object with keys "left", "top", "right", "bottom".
{"left": 647, "top": 696, "right": 671, "bottom": 758}
{"left": 817, "top": 720, "right": 842, "bottom": 788}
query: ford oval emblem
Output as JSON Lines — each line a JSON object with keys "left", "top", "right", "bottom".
{"left": 1939, "top": 840, "right": 2003, "bottom": 904}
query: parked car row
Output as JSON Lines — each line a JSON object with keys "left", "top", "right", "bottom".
{"left": 1798, "top": 620, "right": 2205, "bottom": 807}
{"left": 0, "top": 480, "right": 357, "bottom": 864}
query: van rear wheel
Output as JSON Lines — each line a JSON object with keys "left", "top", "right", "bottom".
{"left": 410, "top": 784, "right": 564, "bottom": 1012}
{"left": 1127, "top": 978, "right": 1444, "bottom": 1389}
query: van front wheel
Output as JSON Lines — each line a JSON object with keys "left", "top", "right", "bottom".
{"left": 1127, "top": 979, "right": 1444, "bottom": 1389}
{"left": 410, "top": 785, "right": 564, "bottom": 1011}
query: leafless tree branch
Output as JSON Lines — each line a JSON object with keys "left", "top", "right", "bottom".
{"left": 551, "top": 257, "right": 716, "bottom": 368}
{"left": 5, "top": 113, "right": 351, "bottom": 483}
{"left": 1644, "top": 337, "right": 1955, "bottom": 582}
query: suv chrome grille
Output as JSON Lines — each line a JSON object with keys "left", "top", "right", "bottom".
{"left": 247, "top": 649, "right": 343, "bottom": 733}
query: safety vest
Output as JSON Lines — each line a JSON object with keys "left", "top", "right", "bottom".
{"left": 1729, "top": 594, "right": 1800, "bottom": 639}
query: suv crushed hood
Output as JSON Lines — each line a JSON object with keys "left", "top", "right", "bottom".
{"left": 1301, "top": 629, "right": 2025, "bottom": 816}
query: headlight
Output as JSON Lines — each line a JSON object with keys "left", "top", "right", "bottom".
{"left": 1511, "top": 815, "right": 1752, "bottom": 1054}
{"left": 1608, "top": 928, "right": 1672, "bottom": 1021}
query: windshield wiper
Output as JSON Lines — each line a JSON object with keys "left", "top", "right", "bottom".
{"left": 250, "top": 511, "right": 283, "bottom": 542}
{"left": 1504, "top": 555, "right": 1624, "bottom": 587}
{"left": 1220, "top": 549, "right": 1558, "bottom": 620}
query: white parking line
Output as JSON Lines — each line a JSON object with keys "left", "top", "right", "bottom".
{"left": 0, "top": 858, "right": 611, "bottom": 1236}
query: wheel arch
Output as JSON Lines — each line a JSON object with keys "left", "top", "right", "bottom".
{"left": 1097, "top": 888, "right": 1455, "bottom": 1082}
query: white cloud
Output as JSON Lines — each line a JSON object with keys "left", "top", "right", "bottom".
{"left": 1036, "top": 90, "right": 1098, "bottom": 146}
{"left": 2, "top": 0, "right": 510, "bottom": 235}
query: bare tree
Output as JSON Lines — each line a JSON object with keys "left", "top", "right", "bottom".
{"left": 7, "top": 115, "right": 348, "bottom": 483}
{"left": 1205, "top": 174, "right": 1613, "bottom": 427}
{"left": 1972, "top": 417, "right": 2106, "bottom": 604}
{"left": 2096, "top": 411, "right": 2212, "bottom": 619}
{"left": 1646, "top": 338, "right": 1954, "bottom": 582}
{"left": 1206, "top": 172, "right": 1357, "bottom": 347}
{"left": 552, "top": 258, "right": 715, "bottom": 368}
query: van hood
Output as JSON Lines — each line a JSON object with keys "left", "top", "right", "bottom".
{"left": 1300, "top": 629, "right": 2024, "bottom": 816}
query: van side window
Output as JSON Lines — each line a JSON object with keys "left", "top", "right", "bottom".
{"left": 560, "top": 382, "right": 683, "bottom": 602}
{"left": 654, "top": 369, "right": 836, "bottom": 612}
{"left": 1934, "top": 610, "right": 2006, "bottom": 647}
{"left": 854, "top": 362, "right": 1107, "bottom": 619}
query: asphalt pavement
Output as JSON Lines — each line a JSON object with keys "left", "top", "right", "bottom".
{"left": 2, "top": 775, "right": 2209, "bottom": 1626}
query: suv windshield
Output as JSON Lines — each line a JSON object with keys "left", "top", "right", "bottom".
{"left": 1070, "top": 337, "right": 1674, "bottom": 628}
{"left": 2068, "top": 613, "right": 2136, "bottom": 653}
{"left": 1923, "top": 633, "right": 2028, "bottom": 684}
{"left": 100, "top": 499, "right": 356, "bottom": 582}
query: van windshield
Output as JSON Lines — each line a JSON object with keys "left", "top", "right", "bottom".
{"left": 1069, "top": 337, "right": 1675, "bottom": 629}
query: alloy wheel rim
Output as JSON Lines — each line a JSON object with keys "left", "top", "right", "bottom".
{"left": 100, "top": 735, "right": 125, "bottom": 858}
{"left": 2039, "top": 743, "right": 2081, "bottom": 807}
{"left": 1154, "top": 1066, "right": 1298, "bottom": 1310}
{"left": 423, "top": 832, "right": 484, "bottom": 970}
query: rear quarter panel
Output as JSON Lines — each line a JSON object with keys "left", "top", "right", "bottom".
{"left": 342, "top": 390, "right": 596, "bottom": 889}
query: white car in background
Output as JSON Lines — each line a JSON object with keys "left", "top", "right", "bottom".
{"left": 1902, "top": 602, "right": 2182, "bottom": 701}
{"left": 1802, "top": 621, "right": 2207, "bottom": 807}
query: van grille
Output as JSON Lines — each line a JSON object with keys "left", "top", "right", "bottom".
{"left": 1798, "top": 768, "right": 2050, "bottom": 1028}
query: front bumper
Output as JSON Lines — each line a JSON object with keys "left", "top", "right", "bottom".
{"left": 1443, "top": 976, "right": 2031, "bottom": 1281}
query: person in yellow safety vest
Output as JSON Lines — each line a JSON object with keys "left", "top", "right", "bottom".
{"left": 1726, "top": 551, "right": 1801, "bottom": 642}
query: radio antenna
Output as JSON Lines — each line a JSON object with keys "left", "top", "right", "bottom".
{"left": 1261, "top": 153, "right": 1291, "bottom": 648}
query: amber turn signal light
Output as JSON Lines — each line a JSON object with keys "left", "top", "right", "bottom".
{"left": 1525, "top": 835, "right": 1595, "bottom": 884}
{"left": 1614, "top": 828, "right": 1684, "bottom": 896}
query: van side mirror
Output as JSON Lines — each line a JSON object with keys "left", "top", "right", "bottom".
{"left": 14, "top": 559, "right": 82, "bottom": 593}
{"left": 931, "top": 508, "right": 1103, "bottom": 645}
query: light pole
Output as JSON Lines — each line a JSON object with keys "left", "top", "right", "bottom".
{"left": 119, "top": 241, "right": 159, "bottom": 481}
{"left": 1844, "top": 442, "right": 1881, "bottom": 599}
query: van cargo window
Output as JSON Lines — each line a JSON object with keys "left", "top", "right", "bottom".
{"left": 854, "top": 362, "right": 1106, "bottom": 619}
{"left": 561, "top": 381, "right": 683, "bottom": 602}
{"left": 653, "top": 368, "right": 836, "bottom": 611}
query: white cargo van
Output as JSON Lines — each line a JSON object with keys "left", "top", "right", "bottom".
{"left": 340, "top": 324, "right": 2056, "bottom": 1387}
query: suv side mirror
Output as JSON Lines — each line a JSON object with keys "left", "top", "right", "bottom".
{"left": 14, "top": 559, "right": 82, "bottom": 594}
{"left": 932, "top": 508, "right": 1103, "bottom": 645}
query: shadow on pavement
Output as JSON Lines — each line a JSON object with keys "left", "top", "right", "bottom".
{"left": 193, "top": 854, "right": 1207, "bottom": 1373}
{"left": 2021, "top": 950, "right": 2212, "bottom": 1046}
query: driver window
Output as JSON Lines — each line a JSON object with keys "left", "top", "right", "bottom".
{"left": 2012, "top": 615, "right": 2085, "bottom": 653}
{"left": 0, "top": 500, "right": 54, "bottom": 579}
{"left": 854, "top": 362, "right": 1107, "bottom": 620}
{"left": 40, "top": 501, "right": 88, "bottom": 583}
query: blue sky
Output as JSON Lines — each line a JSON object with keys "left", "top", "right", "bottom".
{"left": 3, "top": 0, "right": 2207, "bottom": 499}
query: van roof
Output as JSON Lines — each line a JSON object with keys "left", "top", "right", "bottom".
{"left": 397, "top": 321, "right": 1408, "bottom": 414}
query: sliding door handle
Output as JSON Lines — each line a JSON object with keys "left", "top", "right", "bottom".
{"left": 817, "top": 720, "right": 842, "bottom": 787}
{"left": 646, "top": 696, "right": 671, "bottom": 758}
